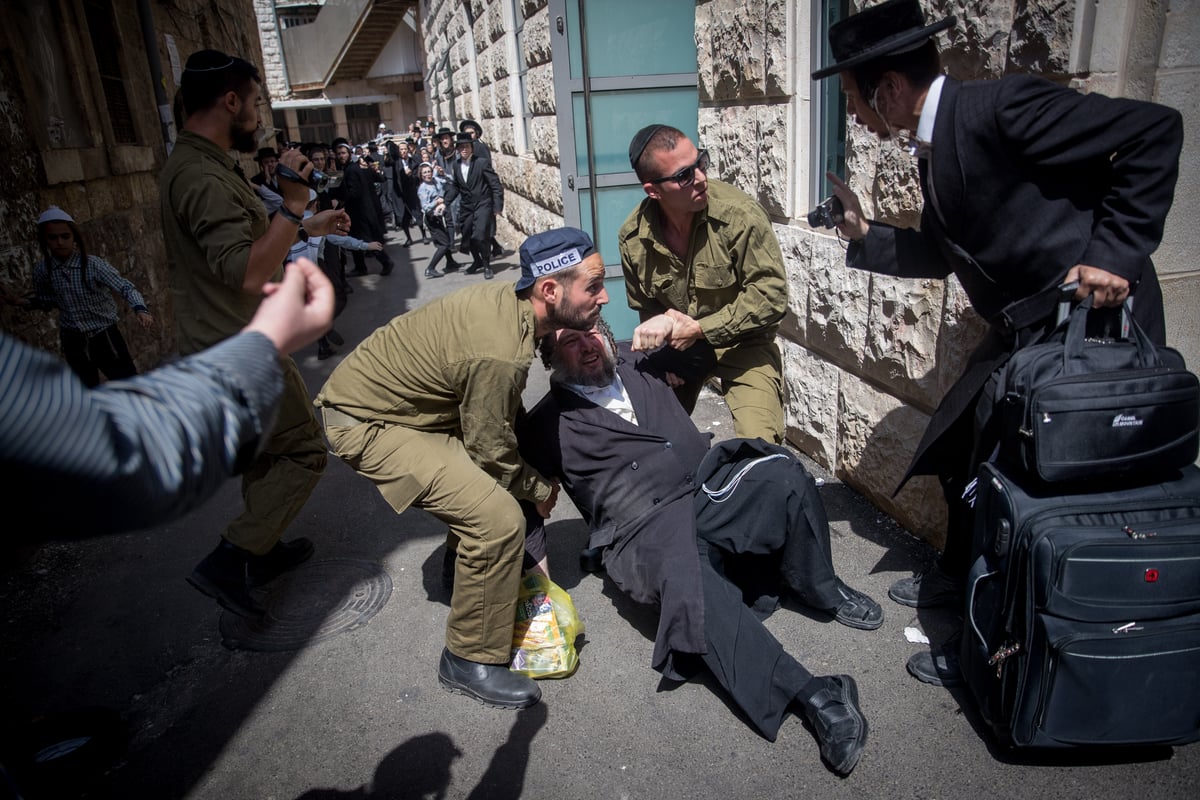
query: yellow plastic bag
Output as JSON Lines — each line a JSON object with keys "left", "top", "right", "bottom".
{"left": 510, "top": 573, "right": 584, "bottom": 679}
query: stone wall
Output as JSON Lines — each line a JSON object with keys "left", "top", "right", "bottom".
{"left": 0, "top": 0, "right": 266, "bottom": 373}
{"left": 420, "top": 0, "right": 561, "bottom": 245}
{"left": 694, "top": 0, "right": 1200, "bottom": 544}
{"left": 254, "top": 0, "right": 289, "bottom": 102}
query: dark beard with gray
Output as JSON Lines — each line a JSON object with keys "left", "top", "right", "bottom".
{"left": 551, "top": 348, "right": 616, "bottom": 388}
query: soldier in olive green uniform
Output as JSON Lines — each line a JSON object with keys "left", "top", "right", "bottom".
{"left": 619, "top": 125, "right": 788, "bottom": 444}
{"left": 316, "top": 227, "right": 608, "bottom": 709}
{"left": 160, "top": 50, "right": 350, "bottom": 618}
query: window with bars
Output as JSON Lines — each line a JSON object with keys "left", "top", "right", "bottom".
{"left": 346, "top": 103, "right": 381, "bottom": 144}
{"left": 511, "top": 0, "right": 532, "bottom": 154}
{"left": 297, "top": 107, "right": 336, "bottom": 145}
{"left": 82, "top": 0, "right": 137, "bottom": 145}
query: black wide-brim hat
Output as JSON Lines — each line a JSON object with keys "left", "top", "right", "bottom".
{"left": 454, "top": 132, "right": 475, "bottom": 146}
{"left": 812, "top": 0, "right": 955, "bottom": 80}
{"left": 459, "top": 119, "right": 482, "bottom": 134}
{"left": 256, "top": 147, "right": 279, "bottom": 161}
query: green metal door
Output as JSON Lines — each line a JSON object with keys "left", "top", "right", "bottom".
{"left": 549, "top": 0, "right": 698, "bottom": 339}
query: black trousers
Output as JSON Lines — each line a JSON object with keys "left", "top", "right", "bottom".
{"left": 457, "top": 203, "right": 493, "bottom": 272}
{"left": 692, "top": 538, "right": 814, "bottom": 741}
{"left": 424, "top": 213, "right": 456, "bottom": 271}
{"left": 351, "top": 248, "right": 393, "bottom": 274}
{"left": 688, "top": 452, "right": 843, "bottom": 740}
{"left": 61, "top": 324, "right": 137, "bottom": 388}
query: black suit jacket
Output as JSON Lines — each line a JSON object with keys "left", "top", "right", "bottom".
{"left": 848, "top": 74, "right": 1182, "bottom": 480}
{"left": 340, "top": 161, "right": 388, "bottom": 242}
{"left": 443, "top": 156, "right": 503, "bottom": 214}
{"left": 519, "top": 346, "right": 711, "bottom": 671}
{"left": 852, "top": 74, "right": 1180, "bottom": 327}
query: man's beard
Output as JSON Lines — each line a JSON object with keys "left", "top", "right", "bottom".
{"left": 230, "top": 123, "right": 259, "bottom": 154}
{"left": 546, "top": 292, "right": 598, "bottom": 332}
{"left": 553, "top": 349, "right": 616, "bottom": 388}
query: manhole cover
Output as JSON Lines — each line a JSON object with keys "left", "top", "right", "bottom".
{"left": 219, "top": 558, "right": 392, "bottom": 652}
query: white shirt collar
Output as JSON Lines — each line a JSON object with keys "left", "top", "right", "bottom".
{"left": 564, "top": 373, "right": 638, "bottom": 425}
{"left": 916, "top": 74, "right": 946, "bottom": 145}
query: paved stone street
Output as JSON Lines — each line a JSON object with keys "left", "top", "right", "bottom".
{"left": 3, "top": 234, "right": 1198, "bottom": 799}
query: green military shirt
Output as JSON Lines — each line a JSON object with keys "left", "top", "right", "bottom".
{"left": 617, "top": 178, "right": 788, "bottom": 347}
{"left": 160, "top": 130, "right": 274, "bottom": 355}
{"left": 316, "top": 281, "right": 553, "bottom": 504}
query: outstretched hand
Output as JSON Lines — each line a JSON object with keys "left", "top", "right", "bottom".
{"left": 246, "top": 257, "right": 335, "bottom": 354}
{"left": 306, "top": 208, "right": 352, "bottom": 237}
{"left": 825, "top": 171, "right": 870, "bottom": 241}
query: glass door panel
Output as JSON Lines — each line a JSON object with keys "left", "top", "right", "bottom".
{"left": 567, "top": 0, "right": 699, "bottom": 80}
{"left": 571, "top": 89, "right": 698, "bottom": 176}
{"left": 552, "top": 0, "right": 698, "bottom": 338}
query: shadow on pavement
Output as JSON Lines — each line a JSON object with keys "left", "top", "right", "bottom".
{"left": 293, "top": 703, "right": 548, "bottom": 800}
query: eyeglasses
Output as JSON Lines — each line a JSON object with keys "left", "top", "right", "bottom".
{"left": 648, "top": 149, "right": 710, "bottom": 187}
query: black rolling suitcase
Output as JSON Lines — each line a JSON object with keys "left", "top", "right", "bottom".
{"left": 962, "top": 461, "right": 1200, "bottom": 748}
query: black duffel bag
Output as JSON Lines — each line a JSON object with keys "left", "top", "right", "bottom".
{"left": 995, "top": 294, "right": 1199, "bottom": 484}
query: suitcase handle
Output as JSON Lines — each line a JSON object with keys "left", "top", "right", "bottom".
{"left": 966, "top": 568, "right": 1002, "bottom": 652}
{"left": 1056, "top": 281, "right": 1133, "bottom": 336}
{"left": 1062, "top": 294, "right": 1158, "bottom": 374}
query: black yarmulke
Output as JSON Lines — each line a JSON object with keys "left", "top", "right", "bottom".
{"left": 628, "top": 124, "right": 667, "bottom": 170}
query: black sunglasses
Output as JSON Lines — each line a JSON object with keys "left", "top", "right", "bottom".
{"left": 649, "top": 149, "right": 710, "bottom": 187}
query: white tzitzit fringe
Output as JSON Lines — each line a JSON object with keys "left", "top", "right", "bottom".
{"left": 701, "top": 453, "right": 789, "bottom": 503}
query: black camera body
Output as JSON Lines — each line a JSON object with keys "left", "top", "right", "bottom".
{"left": 807, "top": 195, "right": 844, "bottom": 229}
{"left": 275, "top": 162, "right": 328, "bottom": 191}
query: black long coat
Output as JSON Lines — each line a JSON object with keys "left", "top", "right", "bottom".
{"left": 443, "top": 156, "right": 503, "bottom": 243}
{"left": 848, "top": 74, "right": 1183, "bottom": 483}
{"left": 339, "top": 161, "right": 388, "bottom": 243}
{"left": 519, "top": 347, "right": 712, "bottom": 672}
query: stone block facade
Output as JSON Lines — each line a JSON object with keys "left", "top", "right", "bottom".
{"left": 0, "top": 0, "right": 265, "bottom": 373}
{"left": 421, "top": 0, "right": 561, "bottom": 243}
{"left": 417, "top": 0, "right": 1200, "bottom": 544}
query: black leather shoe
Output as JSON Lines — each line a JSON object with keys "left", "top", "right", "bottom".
{"left": 317, "top": 344, "right": 336, "bottom": 360}
{"left": 348, "top": 268, "right": 368, "bottom": 277}
{"left": 907, "top": 633, "right": 964, "bottom": 687}
{"left": 425, "top": 267, "right": 444, "bottom": 278}
{"left": 443, "top": 261, "right": 460, "bottom": 273}
{"left": 579, "top": 546, "right": 604, "bottom": 574}
{"left": 887, "top": 567, "right": 962, "bottom": 609}
{"left": 483, "top": 267, "right": 494, "bottom": 280}
{"left": 246, "top": 538, "right": 315, "bottom": 586}
{"left": 832, "top": 581, "right": 884, "bottom": 630}
{"left": 187, "top": 542, "right": 263, "bottom": 618}
{"left": 437, "top": 648, "right": 541, "bottom": 709}
{"left": 804, "top": 675, "right": 868, "bottom": 777}
{"left": 464, "top": 264, "right": 480, "bottom": 275}
{"left": 325, "top": 329, "right": 344, "bottom": 347}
